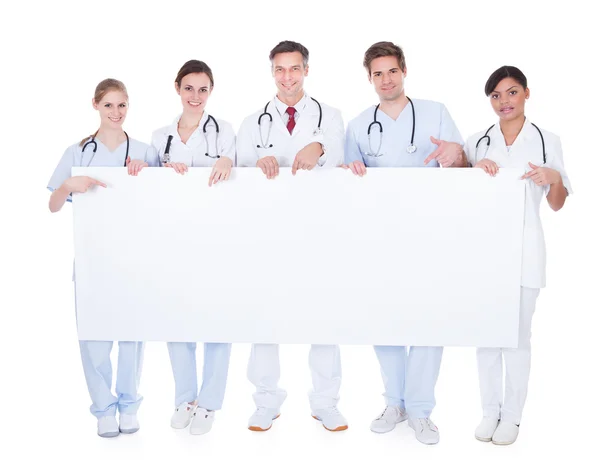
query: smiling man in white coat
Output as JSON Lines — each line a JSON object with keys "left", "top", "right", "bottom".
{"left": 236, "top": 40, "right": 346, "bottom": 432}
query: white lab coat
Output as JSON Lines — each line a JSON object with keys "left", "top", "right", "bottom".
{"left": 237, "top": 94, "right": 344, "bottom": 168}
{"left": 464, "top": 119, "right": 573, "bottom": 289}
{"left": 150, "top": 112, "right": 236, "bottom": 167}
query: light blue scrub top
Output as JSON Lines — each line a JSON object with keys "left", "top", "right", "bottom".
{"left": 47, "top": 137, "right": 157, "bottom": 201}
{"left": 345, "top": 99, "right": 463, "bottom": 167}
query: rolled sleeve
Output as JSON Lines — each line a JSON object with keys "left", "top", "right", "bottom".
{"left": 544, "top": 136, "right": 573, "bottom": 196}
{"left": 218, "top": 121, "right": 237, "bottom": 165}
{"left": 47, "top": 145, "right": 76, "bottom": 199}
{"left": 317, "top": 108, "right": 344, "bottom": 167}
{"left": 236, "top": 117, "right": 259, "bottom": 167}
{"left": 439, "top": 104, "right": 464, "bottom": 145}
{"left": 344, "top": 121, "right": 363, "bottom": 165}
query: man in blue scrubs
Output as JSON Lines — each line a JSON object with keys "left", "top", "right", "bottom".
{"left": 345, "top": 41, "right": 467, "bottom": 445}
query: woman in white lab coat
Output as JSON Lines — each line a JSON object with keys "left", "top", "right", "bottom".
{"left": 464, "top": 66, "right": 572, "bottom": 445}
{"left": 149, "top": 60, "right": 235, "bottom": 436}
{"left": 47, "top": 78, "right": 156, "bottom": 438}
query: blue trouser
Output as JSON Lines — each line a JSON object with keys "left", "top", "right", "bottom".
{"left": 79, "top": 340, "right": 144, "bottom": 418}
{"left": 167, "top": 342, "right": 232, "bottom": 410}
{"left": 374, "top": 345, "right": 443, "bottom": 418}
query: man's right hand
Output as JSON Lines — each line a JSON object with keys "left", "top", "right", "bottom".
{"left": 257, "top": 156, "right": 279, "bottom": 179}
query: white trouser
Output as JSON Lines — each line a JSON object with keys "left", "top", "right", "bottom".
{"left": 374, "top": 345, "right": 443, "bottom": 418}
{"left": 477, "top": 286, "right": 540, "bottom": 424}
{"left": 167, "top": 342, "right": 232, "bottom": 410}
{"left": 247, "top": 344, "right": 341, "bottom": 411}
{"left": 79, "top": 340, "right": 144, "bottom": 418}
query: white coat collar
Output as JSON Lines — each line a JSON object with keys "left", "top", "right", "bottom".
{"left": 273, "top": 92, "right": 310, "bottom": 117}
{"left": 167, "top": 112, "right": 210, "bottom": 140}
{"left": 491, "top": 117, "right": 536, "bottom": 148}
{"left": 271, "top": 93, "right": 321, "bottom": 138}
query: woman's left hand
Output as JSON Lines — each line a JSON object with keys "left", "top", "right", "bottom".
{"left": 126, "top": 158, "right": 148, "bottom": 176}
{"left": 521, "top": 162, "right": 561, "bottom": 186}
{"left": 209, "top": 157, "right": 233, "bottom": 187}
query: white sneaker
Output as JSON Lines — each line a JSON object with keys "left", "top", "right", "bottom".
{"left": 408, "top": 417, "right": 440, "bottom": 445}
{"left": 370, "top": 405, "right": 408, "bottom": 433}
{"left": 119, "top": 413, "right": 140, "bottom": 434}
{"left": 97, "top": 415, "right": 119, "bottom": 438}
{"left": 248, "top": 407, "right": 280, "bottom": 431}
{"left": 190, "top": 407, "right": 215, "bottom": 435}
{"left": 474, "top": 417, "right": 500, "bottom": 442}
{"left": 311, "top": 406, "right": 348, "bottom": 432}
{"left": 171, "top": 402, "right": 196, "bottom": 429}
{"left": 492, "top": 421, "right": 519, "bottom": 445}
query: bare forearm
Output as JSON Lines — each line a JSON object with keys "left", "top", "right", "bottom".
{"left": 450, "top": 149, "right": 468, "bottom": 168}
{"left": 49, "top": 184, "right": 71, "bottom": 213}
{"left": 547, "top": 179, "right": 567, "bottom": 211}
{"left": 307, "top": 141, "right": 324, "bottom": 156}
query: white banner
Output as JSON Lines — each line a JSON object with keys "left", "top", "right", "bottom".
{"left": 72, "top": 167, "right": 524, "bottom": 347}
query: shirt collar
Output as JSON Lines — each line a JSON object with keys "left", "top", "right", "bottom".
{"left": 274, "top": 92, "right": 309, "bottom": 117}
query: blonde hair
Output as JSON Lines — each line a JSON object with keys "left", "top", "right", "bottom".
{"left": 79, "top": 78, "right": 129, "bottom": 146}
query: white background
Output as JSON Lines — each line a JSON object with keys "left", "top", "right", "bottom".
{"left": 1, "top": 0, "right": 598, "bottom": 461}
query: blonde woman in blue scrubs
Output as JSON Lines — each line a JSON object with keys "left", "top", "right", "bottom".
{"left": 48, "top": 78, "right": 156, "bottom": 438}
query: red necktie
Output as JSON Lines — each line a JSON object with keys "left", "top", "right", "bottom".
{"left": 286, "top": 106, "right": 296, "bottom": 134}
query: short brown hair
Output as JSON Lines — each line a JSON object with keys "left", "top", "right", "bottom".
{"left": 269, "top": 41, "right": 309, "bottom": 67}
{"left": 175, "top": 60, "right": 215, "bottom": 88}
{"left": 363, "top": 41, "right": 406, "bottom": 74}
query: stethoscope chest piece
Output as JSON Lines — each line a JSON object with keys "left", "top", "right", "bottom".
{"left": 406, "top": 144, "right": 417, "bottom": 154}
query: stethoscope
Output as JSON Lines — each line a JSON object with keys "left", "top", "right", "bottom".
{"left": 162, "top": 115, "right": 220, "bottom": 164}
{"left": 366, "top": 96, "right": 416, "bottom": 157}
{"left": 80, "top": 131, "right": 129, "bottom": 167}
{"left": 475, "top": 121, "right": 546, "bottom": 164}
{"left": 256, "top": 97, "right": 323, "bottom": 149}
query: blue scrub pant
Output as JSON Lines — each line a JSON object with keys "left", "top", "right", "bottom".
{"left": 374, "top": 345, "right": 443, "bottom": 418}
{"left": 167, "top": 342, "right": 232, "bottom": 410}
{"left": 79, "top": 340, "right": 144, "bottom": 418}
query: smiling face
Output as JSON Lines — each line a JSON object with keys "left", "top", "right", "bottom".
{"left": 368, "top": 55, "right": 406, "bottom": 103}
{"left": 93, "top": 90, "right": 128, "bottom": 128}
{"left": 175, "top": 72, "right": 212, "bottom": 115}
{"left": 272, "top": 51, "right": 308, "bottom": 101}
{"left": 489, "top": 77, "right": 529, "bottom": 121}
